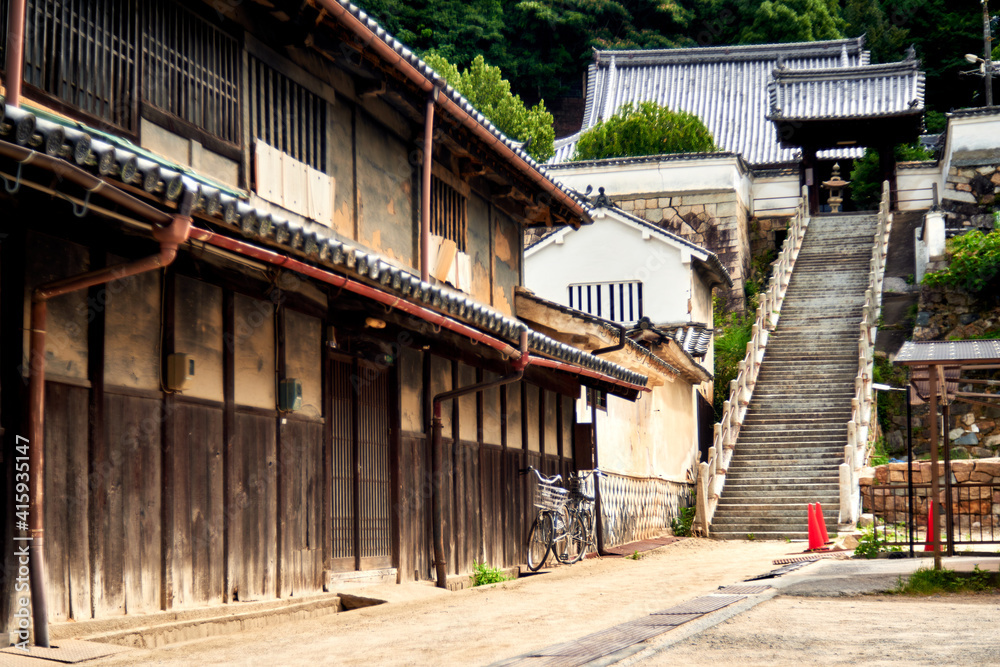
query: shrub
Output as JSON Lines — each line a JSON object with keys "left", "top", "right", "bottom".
{"left": 923, "top": 229, "right": 1000, "bottom": 296}
{"left": 573, "top": 101, "right": 715, "bottom": 161}
{"left": 470, "top": 560, "right": 509, "bottom": 586}
{"left": 671, "top": 506, "right": 696, "bottom": 537}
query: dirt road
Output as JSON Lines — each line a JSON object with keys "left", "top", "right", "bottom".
{"left": 89, "top": 538, "right": 792, "bottom": 666}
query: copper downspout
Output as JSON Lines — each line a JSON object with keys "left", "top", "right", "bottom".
{"left": 421, "top": 88, "right": 439, "bottom": 283}
{"left": 429, "top": 331, "right": 529, "bottom": 588}
{"left": 26, "top": 214, "right": 192, "bottom": 647}
{"left": 5, "top": 0, "right": 27, "bottom": 106}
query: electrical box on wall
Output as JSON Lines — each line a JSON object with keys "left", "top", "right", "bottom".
{"left": 279, "top": 378, "right": 303, "bottom": 412}
{"left": 166, "top": 353, "right": 196, "bottom": 392}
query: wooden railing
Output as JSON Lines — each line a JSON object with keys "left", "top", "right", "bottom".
{"left": 694, "top": 186, "right": 810, "bottom": 536}
{"left": 595, "top": 471, "right": 689, "bottom": 548}
{"left": 840, "top": 181, "right": 892, "bottom": 526}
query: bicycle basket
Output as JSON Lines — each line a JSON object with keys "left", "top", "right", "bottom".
{"left": 534, "top": 480, "right": 569, "bottom": 511}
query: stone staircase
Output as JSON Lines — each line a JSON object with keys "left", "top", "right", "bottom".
{"left": 711, "top": 213, "right": 879, "bottom": 540}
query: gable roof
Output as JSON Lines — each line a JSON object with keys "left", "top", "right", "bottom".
{"left": 526, "top": 204, "right": 733, "bottom": 289}
{"left": 768, "top": 59, "right": 925, "bottom": 121}
{"left": 551, "top": 37, "right": 868, "bottom": 165}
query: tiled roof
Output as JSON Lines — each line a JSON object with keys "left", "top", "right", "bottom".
{"left": 767, "top": 60, "right": 925, "bottom": 120}
{"left": 0, "top": 100, "right": 645, "bottom": 389}
{"left": 665, "top": 324, "right": 713, "bottom": 358}
{"left": 552, "top": 37, "right": 868, "bottom": 166}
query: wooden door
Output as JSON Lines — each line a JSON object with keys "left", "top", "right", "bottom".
{"left": 330, "top": 356, "right": 394, "bottom": 571}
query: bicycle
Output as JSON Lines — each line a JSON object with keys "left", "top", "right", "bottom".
{"left": 521, "top": 467, "right": 603, "bottom": 570}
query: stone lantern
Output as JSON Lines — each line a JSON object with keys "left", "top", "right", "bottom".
{"left": 821, "top": 163, "right": 850, "bottom": 213}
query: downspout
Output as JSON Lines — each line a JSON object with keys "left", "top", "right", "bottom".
{"left": 421, "top": 87, "right": 440, "bottom": 283}
{"left": 5, "top": 0, "right": 27, "bottom": 106}
{"left": 26, "top": 211, "right": 192, "bottom": 647}
{"left": 583, "top": 323, "right": 623, "bottom": 556}
{"left": 429, "top": 331, "right": 529, "bottom": 588}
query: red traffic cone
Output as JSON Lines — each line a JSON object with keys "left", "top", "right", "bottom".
{"left": 815, "top": 501, "right": 831, "bottom": 544}
{"left": 923, "top": 500, "right": 936, "bottom": 552}
{"left": 807, "top": 503, "right": 823, "bottom": 551}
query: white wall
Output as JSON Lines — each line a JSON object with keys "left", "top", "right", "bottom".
{"left": 896, "top": 163, "right": 942, "bottom": 211}
{"left": 750, "top": 172, "right": 801, "bottom": 217}
{"left": 525, "top": 213, "right": 693, "bottom": 325}
{"left": 549, "top": 155, "right": 747, "bottom": 198}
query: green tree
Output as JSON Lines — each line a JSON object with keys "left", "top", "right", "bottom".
{"left": 572, "top": 101, "right": 715, "bottom": 161}
{"left": 848, "top": 143, "right": 931, "bottom": 209}
{"left": 842, "top": 0, "right": 908, "bottom": 64}
{"left": 424, "top": 54, "right": 556, "bottom": 162}
{"left": 737, "top": 0, "right": 845, "bottom": 44}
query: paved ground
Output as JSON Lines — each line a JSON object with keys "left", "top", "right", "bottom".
{"left": 21, "top": 542, "right": 1000, "bottom": 666}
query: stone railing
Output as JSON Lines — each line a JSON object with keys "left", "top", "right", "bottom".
{"left": 694, "top": 186, "right": 810, "bottom": 536}
{"left": 596, "top": 471, "right": 689, "bottom": 548}
{"left": 840, "top": 181, "right": 892, "bottom": 526}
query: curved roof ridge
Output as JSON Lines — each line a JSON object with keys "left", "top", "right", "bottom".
{"left": 591, "top": 36, "right": 866, "bottom": 65}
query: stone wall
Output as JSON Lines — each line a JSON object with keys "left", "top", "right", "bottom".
{"left": 883, "top": 400, "right": 1000, "bottom": 461}
{"left": 912, "top": 287, "right": 1000, "bottom": 342}
{"left": 861, "top": 459, "right": 1000, "bottom": 528}
{"left": 941, "top": 162, "right": 1000, "bottom": 233}
{"left": 617, "top": 189, "right": 749, "bottom": 312}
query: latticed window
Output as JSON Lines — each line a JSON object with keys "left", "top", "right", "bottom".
{"left": 430, "top": 175, "right": 468, "bottom": 252}
{"left": 248, "top": 57, "right": 327, "bottom": 172}
{"left": 22, "top": 0, "right": 138, "bottom": 131}
{"left": 142, "top": 0, "right": 241, "bottom": 145}
{"left": 568, "top": 281, "right": 644, "bottom": 323}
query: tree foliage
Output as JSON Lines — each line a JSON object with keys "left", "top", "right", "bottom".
{"left": 572, "top": 101, "right": 715, "bottom": 160}
{"left": 923, "top": 229, "right": 1000, "bottom": 296}
{"left": 848, "top": 143, "right": 931, "bottom": 209}
{"left": 737, "top": 0, "right": 845, "bottom": 44}
{"left": 424, "top": 54, "right": 556, "bottom": 162}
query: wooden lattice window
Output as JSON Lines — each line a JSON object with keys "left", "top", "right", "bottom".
{"left": 430, "top": 175, "right": 468, "bottom": 252}
{"left": 568, "top": 281, "right": 644, "bottom": 323}
{"left": 22, "top": 0, "right": 138, "bottom": 131}
{"left": 142, "top": 0, "right": 240, "bottom": 145}
{"left": 249, "top": 57, "right": 327, "bottom": 172}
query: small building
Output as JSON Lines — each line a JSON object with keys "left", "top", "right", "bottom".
{"left": 521, "top": 203, "right": 732, "bottom": 540}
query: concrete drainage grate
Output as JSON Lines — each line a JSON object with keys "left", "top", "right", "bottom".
{"left": 652, "top": 594, "right": 746, "bottom": 615}
{"left": 0, "top": 639, "right": 132, "bottom": 664}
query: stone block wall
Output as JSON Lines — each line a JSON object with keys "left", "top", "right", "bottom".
{"left": 749, "top": 216, "right": 790, "bottom": 259}
{"left": 616, "top": 189, "right": 750, "bottom": 313}
{"left": 941, "top": 163, "right": 1000, "bottom": 233}
{"left": 913, "top": 287, "right": 1000, "bottom": 341}
{"left": 861, "top": 459, "right": 1000, "bottom": 528}
{"left": 883, "top": 400, "right": 1000, "bottom": 461}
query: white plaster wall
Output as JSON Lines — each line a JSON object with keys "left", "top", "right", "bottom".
{"left": 525, "top": 215, "right": 691, "bottom": 324}
{"left": 751, "top": 173, "right": 801, "bottom": 217}
{"left": 578, "top": 379, "right": 698, "bottom": 482}
{"left": 946, "top": 113, "right": 1000, "bottom": 155}
{"left": 896, "top": 164, "right": 942, "bottom": 211}
{"left": 550, "top": 156, "right": 745, "bottom": 197}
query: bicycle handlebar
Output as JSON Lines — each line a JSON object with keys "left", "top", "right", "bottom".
{"left": 519, "top": 466, "right": 563, "bottom": 484}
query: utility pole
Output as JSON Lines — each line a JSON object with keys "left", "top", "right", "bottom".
{"left": 985, "top": 0, "right": 994, "bottom": 106}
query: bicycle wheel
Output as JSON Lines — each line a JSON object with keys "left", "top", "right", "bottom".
{"left": 561, "top": 513, "right": 587, "bottom": 564}
{"left": 526, "top": 513, "right": 552, "bottom": 571}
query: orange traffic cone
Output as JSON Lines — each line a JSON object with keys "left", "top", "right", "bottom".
{"left": 815, "top": 501, "right": 830, "bottom": 544}
{"left": 807, "top": 503, "right": 823, "bottom": 551}
{"left": 923, "top": 500, "right": 936, "bottom": 552}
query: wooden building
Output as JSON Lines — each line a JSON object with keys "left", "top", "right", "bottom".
{"left": 0, "top": 0, "right": 648, "bottom": 640}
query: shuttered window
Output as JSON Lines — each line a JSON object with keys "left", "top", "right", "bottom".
{"left": 248, "top": 57, "right": 327, "bottom": 172}
{"left": 568, "top": 281, "right": 644, "bottom": 324}
{"left": 22, "top": 0, "right": 138, "bottom": 131}
{"left": 142, "top": 0, "right": 240, "bottom": 145}
{"left": 430, "top": 176, "right": 468, "bottom": 252}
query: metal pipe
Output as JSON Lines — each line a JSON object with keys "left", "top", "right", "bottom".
{"left": 421, "top": 88, "right": 438, "bottom": 283}
{"left": 314, "top": 0, "right": 590, "bottom": 224}
{"left": 907, "top": 384, "right": 914, "bottom": 558}
{"left": 985, "top": 0, "right": 994, "bottom": 107}
{"left": 5, "top": 0, "right": 27, "bottom": 107}
{"left": 26, "top": 213, "right": 192, "bottom": 646}
{"left": 928, "top": 365, "right": 941, "bottom": 570}
{"left": 429, "top": 332, "right": 528, "bottom": 588}
{"left": 592, "top": 324, "right": 627, "bottom": 356}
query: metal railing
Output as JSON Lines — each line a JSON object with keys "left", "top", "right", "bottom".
{"left": 694, "top": 186, "right": 810, "bottom": 536}
{"left": 840, "top": 181, "right": 892, "bottom": 526}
